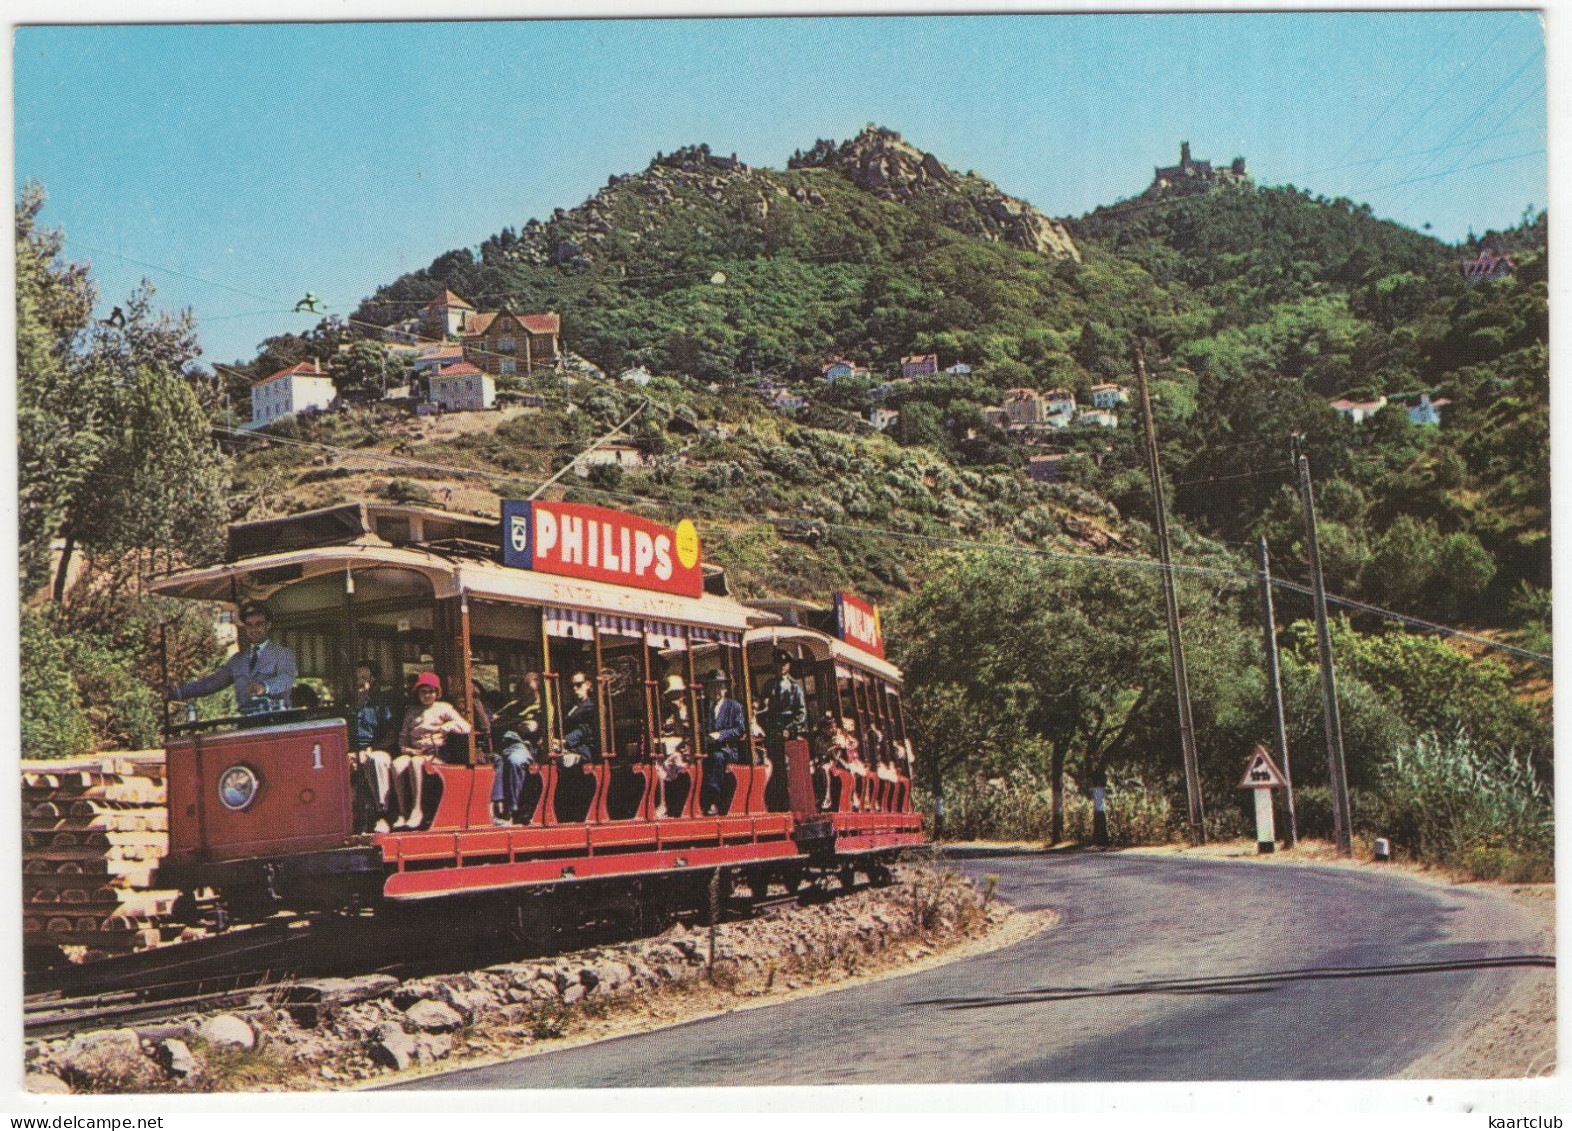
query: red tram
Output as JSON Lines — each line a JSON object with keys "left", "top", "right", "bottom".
{"left": 149, "top": 500, "right": 925, "bottom": 927}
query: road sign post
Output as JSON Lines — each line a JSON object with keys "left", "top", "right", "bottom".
{"left": 1239, "top": 744, "right": 1288, "bottom": 854}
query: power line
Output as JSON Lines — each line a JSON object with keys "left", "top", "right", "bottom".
{"left": 206, "top": 422, "right": 1550, "bottom": 666}
{"left": 60, "top": 237, "right": 303, "bottom": 311}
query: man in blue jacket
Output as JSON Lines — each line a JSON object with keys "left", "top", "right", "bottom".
{"left": 700, "top": 668, "right": 746, "bottom": 816}
{"left": 170, "top": 600, "right": 297, "bottom": 715}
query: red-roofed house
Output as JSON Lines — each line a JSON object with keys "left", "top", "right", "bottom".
{"left": 421, "top": 290, "right": 476, "bottom": 339}
{"left": 1329, "top": 395, "right": 1388, "bottom": 425}
{"left": 412, "top": 341, "right": 466, "bottom": 374}
{"left": 248, "top": 360, "right": 336, "bottom": 428}
{"left": 463, "top": 308, "right": 561, "bottom": 378}
{"left": 901, "top": 353, "right": 940, "bottom": 380}
{"left": 430, "top": 360, "right": 496, "bottom": 412}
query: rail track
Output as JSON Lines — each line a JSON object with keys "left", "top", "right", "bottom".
{"left": 24, "top": 869, "right": 871, "bottom": 1041}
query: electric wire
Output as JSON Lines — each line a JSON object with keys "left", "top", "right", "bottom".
{"left": 206, "top": 424, "right": 1550, "bottom": 666}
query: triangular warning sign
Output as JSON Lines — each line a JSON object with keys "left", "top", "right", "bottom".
{"left": 1238, "top": 746, "right": 1288, "bottom": 789}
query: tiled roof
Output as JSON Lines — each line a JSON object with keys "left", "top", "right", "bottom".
{"left": 1330, "top": 398, "right": 1385, "bottom": 411}
{"left": 424, "top": 289, "right": 474, "bottom": 310}
{"left": 463, "top": 310, "right": 560, "bottom": 336}
{"left": 518, "top": 313, "right": 560, "bottom": 335}
{"left": 253, "top": 360, "right": 324, "bottom": 386}
{"left": 416, "top": 342, "right": 465, "bottom": 360}
{"left": 435, "top": 361, "right": 486, "bottom": 377}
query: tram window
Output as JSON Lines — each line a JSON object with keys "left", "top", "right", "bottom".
{"left": 470, "top": 600, "right": 545, "bottom": 723}
{"left": 599, "top": 633, "right": 651, "bottom": 760}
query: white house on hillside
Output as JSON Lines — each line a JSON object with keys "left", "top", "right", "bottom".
{"left": 1407, "top": 393, "right": 1450, "bottom": 426}
{"left": 429, "top": 361, "right": 495, "bottom": 412}
{"left": 249, "top": 360, "right": 337, "bottom": 428}
{"left": 1330, "top": 395, "right": 1388, "bottom": 425}
{"left": 1091, "top": 383, "right": 1129, "bottom": 409}
{"left": 868, "top": 407, "right": 900, "bottom": 432}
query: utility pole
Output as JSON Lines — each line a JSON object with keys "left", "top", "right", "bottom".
{"left": 1255, "top": 538, "right": 1297, "bottom": 848}
{"left": 1296, "top": 455, "right": 1354, "bottom": 856}
{"left": 1134, "top": 346, "right": 1206, "bottom": 844}
{"left": 529, "top": 399, "right": 650, "bottom": 500}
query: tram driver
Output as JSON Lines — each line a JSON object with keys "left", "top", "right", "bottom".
{"left": 168, "top": 599, "right": 297, "bottom": 716}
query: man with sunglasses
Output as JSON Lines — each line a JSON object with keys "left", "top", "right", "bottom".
{"left": 170, "top": 599, "right": 297, "bottom": 715}
{"left": 561, "top": 671, "right": 600, "bottom": 767}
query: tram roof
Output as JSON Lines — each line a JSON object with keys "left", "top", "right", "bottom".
{"left": 744, "top": 624, "right": 904, "bottom": 686}
{"left": 153, "top": 504, "right": 773, "bottom": 633}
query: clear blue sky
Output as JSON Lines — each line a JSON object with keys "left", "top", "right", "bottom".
{"left": 14, "top": 11, "right": 1548, "bottom": 369}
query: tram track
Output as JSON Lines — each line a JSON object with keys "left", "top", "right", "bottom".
{"left": 23, "top": 874, "right": 874, "bottom": 1042}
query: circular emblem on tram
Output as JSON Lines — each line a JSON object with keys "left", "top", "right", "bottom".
{"left": 217, "top": 764, "right": 261, "bottom": 811}
{"left": 674, "top": 519, "right": 700, "bottom": 571}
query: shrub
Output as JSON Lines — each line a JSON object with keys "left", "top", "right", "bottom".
{"left": 1370, "top": 730, "right": 1552, "bottom": 876}
{"left": 381, "top": 478, "right": 434, "bottom": 506}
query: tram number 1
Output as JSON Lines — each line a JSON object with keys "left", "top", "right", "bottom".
{"left": 311, "top": 743, "right": 323, "bottom": 771}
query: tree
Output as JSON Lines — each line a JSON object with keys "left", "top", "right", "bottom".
{"left": 17, "top": 183, "right": 103, "bottom": 594}
{"left": 17, "top": 186, "right": 229, "bottom": 602}
{"left": 330, "top": 339, "right": 392, "bottom": 398}
{"left": 890, "top": 552, "right": 1256, "bottom": 843}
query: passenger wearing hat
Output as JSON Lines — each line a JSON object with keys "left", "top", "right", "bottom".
{"left": 755, "top": 649, "right": 807, "bottom": 810}
{"left": 392, "top": 671, "right": 472, "bottom": 829}
{"left": 654, "top": 674, "right": 693, "bottom": 818}
{"left": 169, "top": 599, "right": 296, "bottom": 715}
{"left": 699, "top": 668, "right": 746, "bottom": 816}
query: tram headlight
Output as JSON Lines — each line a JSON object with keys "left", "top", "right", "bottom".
{"left": 218, "top": 763, "right": 261, "bottom": 811}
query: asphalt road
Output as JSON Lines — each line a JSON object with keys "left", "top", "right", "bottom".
{"left": 388, "top": 853, "right": 1551, "bottom": 1087}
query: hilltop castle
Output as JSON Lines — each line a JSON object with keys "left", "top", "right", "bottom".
{"left": 1142, "top": 142, "right": 1252, "bottom": 201}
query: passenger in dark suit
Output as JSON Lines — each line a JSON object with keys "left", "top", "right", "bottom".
{"left": 699, "top": 668, "right": 746, "bottom": 816}
{"left": 756, "top": 649, "right": 808, "bottom": 810}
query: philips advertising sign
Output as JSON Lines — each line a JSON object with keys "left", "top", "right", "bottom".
{"left": 501, "top": 500, "right": 703, "bottom": 598}
{"left": 834, "top": 592, "right": 885, "bottom": 659}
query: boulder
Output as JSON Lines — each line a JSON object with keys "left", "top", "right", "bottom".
{"left": 197, "top": 1015, "right": 255, "bottom": 1050}
{"left": 404, "top": 999, "right": 464, "bottom": 1033}
{"left": 414, "top": 1032, "right": 453, "bottom": 1064}
{"left": 25, "top": 1073, "right": 71, "bottom": 1095}
{"left": 155, "top": 1038, "right": 201, "bottom": 1079}
{"left": 561, "top": 983, "right": 586, "bottom": 1006}
{"left": 368, "top": 1022, "right": 415, "bottom": 1072}
{"left": 58, "top": 1030, "right": 160, "bottom": 1091}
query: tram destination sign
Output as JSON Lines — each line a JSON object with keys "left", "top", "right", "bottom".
{"left": 501, "top": 500, "right": 703, "bottom": 598}
{"left": 834, "top": 592, "right": 885, "bottom": 659}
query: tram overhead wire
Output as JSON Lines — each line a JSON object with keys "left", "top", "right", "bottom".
{"left": 208, "top": 424, "right": 1551, "bottom": 668}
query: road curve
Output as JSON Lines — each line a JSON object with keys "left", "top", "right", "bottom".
{"left": 387, "top": 854, "right": 1551, "bottom": 1087}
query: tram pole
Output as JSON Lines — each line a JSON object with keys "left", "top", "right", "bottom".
{"left": 1296, "top": 455, "right": 1354, "bottom": 856}
{"left": 529, "top": 399, "right": 650, "bottom": 500}
{"left": 1134, "top": 345, "right": 1206, "bottom": 845}
{"left": 1255, "top": 538, "right": 1297, "bottom": 848}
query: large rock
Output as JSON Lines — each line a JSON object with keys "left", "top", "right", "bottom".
{"left": 368, "top": 1022, "right": 415, "bottom": 1071}
{"left": 25, "top": 1073, "right": 71, "bottom": 1094}
{"left": 403, "top": 999, "right": 464, "bottom": 1033}
{"left": 197, "top": 1015, "right": 255, "bottom": 1050}
{"left": 414, "top": 1032, "right": 453, "bottom": 1064}
{"left": 58, "top": 1030, "right": 161, "bottom": 1091}
{"left": 154, "top": 1039, "right": 201, "bottom": 1079}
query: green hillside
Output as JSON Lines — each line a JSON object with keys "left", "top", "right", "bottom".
{"left": 20, "top": 131, "right": 1551, "bottom": 870}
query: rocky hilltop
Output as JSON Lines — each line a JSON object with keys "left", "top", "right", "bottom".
{"left": 789, "top": 125, "right": 1080, "bottom": 261}
{"left": 498, "top": 126, "right": 1078, "bottom": 270}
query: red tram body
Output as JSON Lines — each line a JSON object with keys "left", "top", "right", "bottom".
{"left": 151, "top": 502, "right": 925, "bottom": 925}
